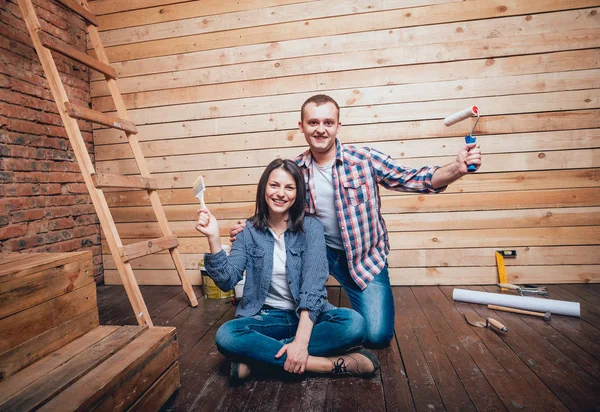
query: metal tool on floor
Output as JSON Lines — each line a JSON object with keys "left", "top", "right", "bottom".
{"left": 498, "top": 283, "right": 549, "bottom": 297}
{"left": 488, "top": 304, "right": 551, "bottom": 320}
{"left": 495, "top": 250, "right": 516, "bottom": 291}
{"left": 463, "top": 313, "right": 508, "bottom": 332}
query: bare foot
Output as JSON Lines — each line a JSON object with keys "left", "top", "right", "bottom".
{"left": 230, "top": 361, "right": 251, "bottom": 385}
{"left": 238, "top": 362, "right": 251, "bottom": 379}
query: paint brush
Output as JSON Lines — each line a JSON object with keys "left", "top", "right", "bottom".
{"left": 192, "top": 175, "right": 206, "bottom": 209}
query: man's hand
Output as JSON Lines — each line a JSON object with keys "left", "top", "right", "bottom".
{"left": 457, "top": 142, "right": 482, "bottom": 174}
{"left": 275, "top": 340, "right": 309, "bottom": 374}
{"left": 229, "top": 220, "right": 246, "bottom": 243}
{"left": 431, "top": 142, "right": 482, "bottom": 189}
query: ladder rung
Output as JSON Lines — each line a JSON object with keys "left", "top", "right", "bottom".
{"left": 91, "top": 173, "right": 158, "bottom": 190}
{"left": 38, "top": 32, "right": 117, "bottom": 79}
{"left": 54, "top": 0, "right": 98, "bottom": 26}
{"left": 120, "top": 236, "right": 179, "bottom": 262}
{"left": 65, "top": 102, "right": 137, "bottom": 134}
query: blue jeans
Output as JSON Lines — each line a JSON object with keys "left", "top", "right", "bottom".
{"left": 216, "top": 307, "right": 365, "bottom": 368}
{"left": 327, "top": 247, "right": 395, "bottom": 347}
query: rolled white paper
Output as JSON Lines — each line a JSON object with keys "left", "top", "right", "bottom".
{"left": 453, "top": 288, "right": 580, "bottom": 317}
{"left": 443, "top": 105, "right": 479, "bottom": 126}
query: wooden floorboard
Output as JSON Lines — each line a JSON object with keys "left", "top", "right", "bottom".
{"left": 475, "top": 285, "right": 600, "bottom": 411}
{"left": 96, "top": 284, "right": 600, "bottom": 411}
{"left": 438, "top": 286, "right": 568, "bottom": 412}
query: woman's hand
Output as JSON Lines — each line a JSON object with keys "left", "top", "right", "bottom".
{"left": 195, "top": 207, "right": 219, "bottom": 240}
{"left": 275, "top": 340, "right": 309, "bottom": 374}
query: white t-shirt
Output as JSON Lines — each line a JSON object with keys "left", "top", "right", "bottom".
{"left": 311, "top": 160, "right": 344, "bottom": 250}
{"left": 264, "top": 229, "right": 296, "bottom": 310}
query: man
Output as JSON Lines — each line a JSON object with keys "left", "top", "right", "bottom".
{"left": 233, "top": 94, "right": 482, "bottom": 347}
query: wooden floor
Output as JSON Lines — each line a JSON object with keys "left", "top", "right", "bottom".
{"left": 97, "top": 284, "right": 600, "bottom": 411}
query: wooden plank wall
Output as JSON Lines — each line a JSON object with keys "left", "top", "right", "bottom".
{"left": 87, "top": 0, "right": 600, "bottom": 286}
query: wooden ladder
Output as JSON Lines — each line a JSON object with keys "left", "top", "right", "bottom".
{"left": 16, "top": 0, "right": 199, "bottom": 327}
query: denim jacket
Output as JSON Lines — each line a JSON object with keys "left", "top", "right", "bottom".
{"left": 204, "top": 216, "right": 335, "bottom": 323}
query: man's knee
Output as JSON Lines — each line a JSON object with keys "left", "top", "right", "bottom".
{"left": 323, "top": 308, "right": 366, "bottom": 346}
{"left": 342, "top": 308, "right": 367, "bottom": 345}
{"left": 364, "top": 323, "right": 394, "bottom": 348}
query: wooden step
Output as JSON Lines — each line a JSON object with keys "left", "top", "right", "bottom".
{"left": 0, "top": 326, "right": 147, "bottom": 411}
{"left": 54, "top": 0, "right": 98, "bottom": 26}
{"left": 91, "top": 173, "right": 157, "bottom": 190}
{"left": 0, "top": 252, "right": 99, "bottom": 381}
{"left": 38, "top": 32, "right": 116, "bottom": 79}
{"left": 0, "top": 326, "right": 178, "bottom": 411}
{"left": 39, "top": 327, "right": 178, "bottom": 412}
{"left": 119, "top": 236, "right": 179, "bottom": 263}
{"left": 65, "top": 102, "right": 137, "bottom": 134}
{"left": 0, "top": 251, "right": 93, "bottom": 320}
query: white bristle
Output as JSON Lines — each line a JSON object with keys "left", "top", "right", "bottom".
{"left": 193, "top": 175, "right": 206, "bottom": 208}
{"left": 192, "top": 175, "right": 205, "bottom": 195}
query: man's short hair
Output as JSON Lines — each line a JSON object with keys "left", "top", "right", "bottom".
{"left": 300, "top": 94, "right": 340, "bottom": 122}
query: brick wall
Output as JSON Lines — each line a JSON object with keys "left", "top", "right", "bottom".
{"left": 0, "top": 0, "right": 104, "bottom": 282}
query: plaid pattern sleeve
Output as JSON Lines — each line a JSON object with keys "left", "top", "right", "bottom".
{"left": 369, "top": 147, "right": 444, "bottom": 194}
{"left": 297, "top": 141, "right": 445, "bottom": 290}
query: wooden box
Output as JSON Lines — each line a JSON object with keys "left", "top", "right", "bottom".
{"left": 0, "top": 252, "right": 179, "bottom": 411}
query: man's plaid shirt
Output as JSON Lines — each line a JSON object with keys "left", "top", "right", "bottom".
{"left": 296, "top": 139, "right": 443, "bottom": 290}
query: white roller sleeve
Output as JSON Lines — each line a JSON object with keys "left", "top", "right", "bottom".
{"left": 443, "top": 105, "right": 479, "bottom": 126}
{"left": 453, "top": 288, "right": 580, "bottom": 317}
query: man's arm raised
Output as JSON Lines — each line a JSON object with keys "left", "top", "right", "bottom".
{"left": 431, "top": 142, "right": 481, "bottom": 189}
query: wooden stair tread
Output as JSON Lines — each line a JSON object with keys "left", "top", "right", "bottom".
{"left": 54, "top": 0, "right": 98, "bottom": 26}
{"left": 128, "top": 362, "right": 180, "bottom": 412}
{"left": 0, "top": 254, "right": 39, "bottom": 269}
{"left": 119, "top": 236, "right": 179, "bottom": 262}
{"left": 39, "top": 326, "right": 177, "bottom": 411}
{"left": 0, "top": 251, "right": 179, "bottom": 412}
{"left": 38, "top": 32, "right": 116, "bottom": 79}
{"left": 0, "top": 326, "right": 120, "bottom": 402}
{"left": 65, "top": 102, "right": 137, "bottom": 134}
{"left": 91, "top": 173, "right": 157, "bottom": 190}
{"left": 0, "top": 252, "right": 88, "bottom": 280}
{"left": 0, "top": 326, "right": 148, "bottom": 411}
{"left": 0, "top": 252, "right": 94, "bottom": 320}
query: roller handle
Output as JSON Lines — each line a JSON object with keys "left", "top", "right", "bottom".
{"left": 464, "top": 135, "right": 477, "bottom": 172}
{"left": 486, "top": 318, "right": 508, "bottom": 332}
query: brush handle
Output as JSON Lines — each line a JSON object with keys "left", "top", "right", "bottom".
{"left": 196, "top": 193, "right": 206, "bottom": 209}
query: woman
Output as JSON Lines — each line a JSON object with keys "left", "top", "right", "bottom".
{"left": 195, "top": 158, "right": 379, "bottom": 384}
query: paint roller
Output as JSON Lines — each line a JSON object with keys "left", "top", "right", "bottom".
{"left": 443, "top": 105, "right": 479, "bottom": 173}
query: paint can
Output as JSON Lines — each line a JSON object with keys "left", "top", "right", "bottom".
{"left": 199, "top": 245, "right": 234, "bottom": 299}
{"left": 234, "top": 277, "right": 245, "bottom": 300}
